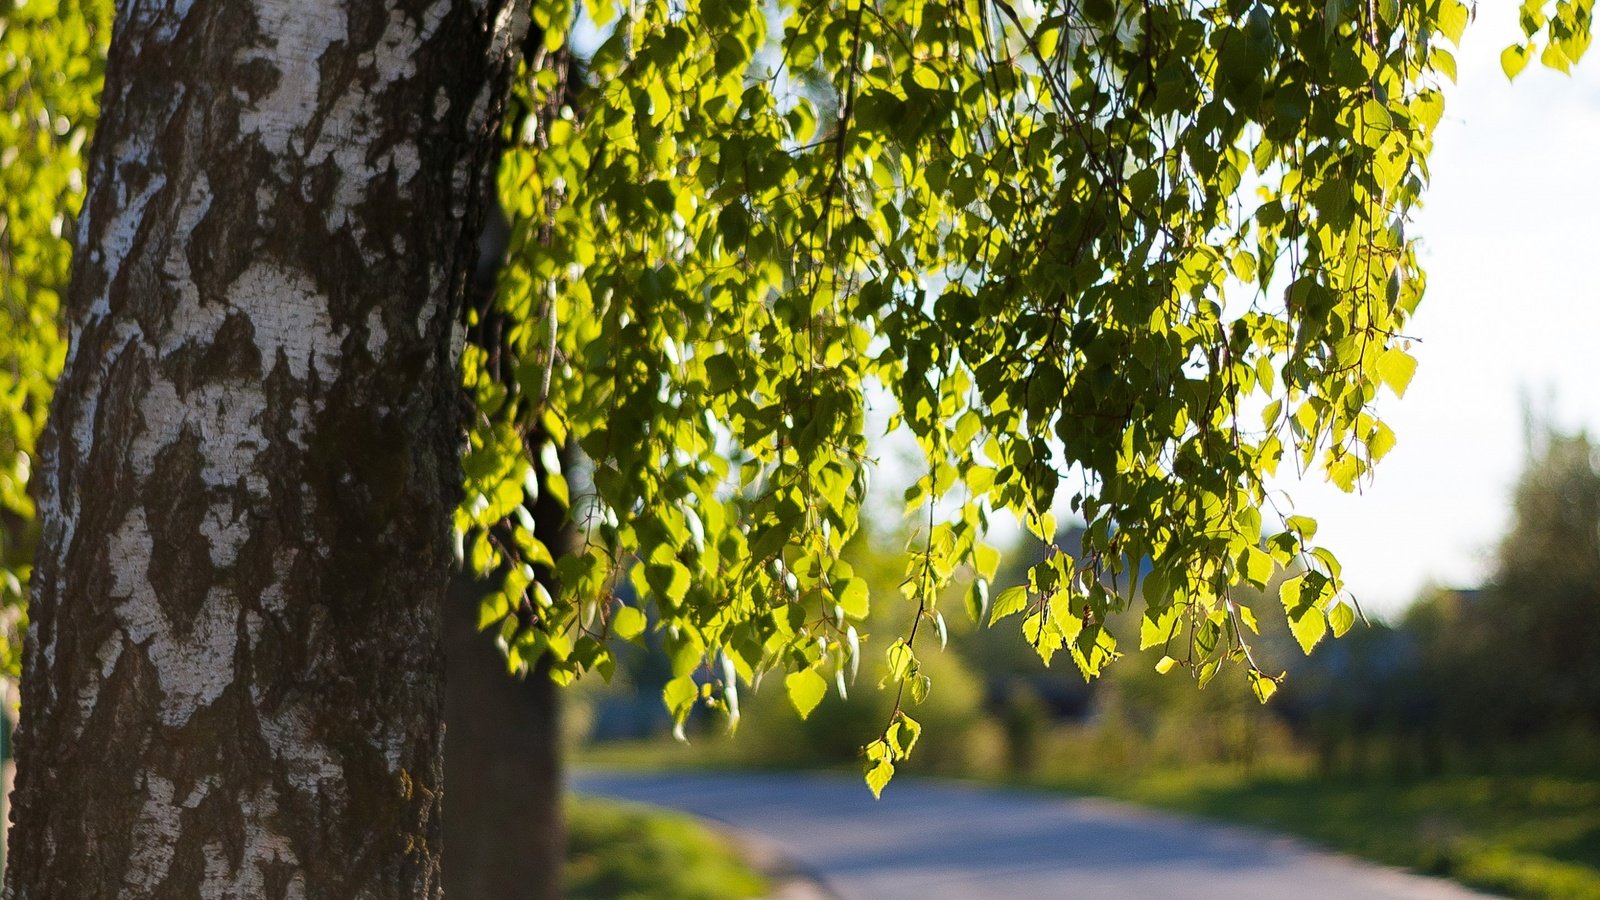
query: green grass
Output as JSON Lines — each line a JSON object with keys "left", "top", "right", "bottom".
{"left": 1031, "top": 765, "right": 1600, "bottom": 900}
{"left": 567, "top": 795, "right": 769, "bottom": 900}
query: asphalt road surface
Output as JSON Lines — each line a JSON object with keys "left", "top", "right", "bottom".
{"left": 573, "top": 771, "right": 1495, "bottom": 900}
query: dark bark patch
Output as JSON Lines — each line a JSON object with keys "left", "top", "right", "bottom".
{"left": 232, "top": 58, "right": 282, "bottom": 108}
{"left": 189, "top": 187, "right": 259, "bottom": 304}
{"left": 54, "top": 636, "right": 159, "bottom": 894}
{"left": 143, "top": 431, "right": 214, "bottom": 630}
{"left": 156, "top": 313, "right": 262, "bottom": 394}
{"left": 70, "top": 350, "right": 151, "bottom": 610}
{"left": 208, "top": 312, "right": 263, "bottom": 379}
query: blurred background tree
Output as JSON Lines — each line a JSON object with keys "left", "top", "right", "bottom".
{"left": 1408, "top": 425, "right": 1600, "bottom": 754}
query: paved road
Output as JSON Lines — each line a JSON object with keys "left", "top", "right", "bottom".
{"left": 573, "top": 771, "right": 1494, "bottom": 900}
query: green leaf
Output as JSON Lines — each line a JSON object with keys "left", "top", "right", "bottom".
{"left": 1280, "top": 576, "right": 1329, "bottom": 654}
{"left": 1438, "top": 0, "right": 1469, "bottom": 44}
{"left": 546, "top": 471, "right": 571, "bottom": 509}
{"left": 1368, "top": 421, "right": 1397, "bottom": 461}
{"left": 704, "top": 353, "right": 738, "bottom": 392}
{"left": 1262, "top": 398, "right": 1283, "bottom": 431}
{"left": 1070, "top": 625, "right": 1118, "bottom": 678}
{"left": 1285, "top": 515, "right": 1318, "bottom": 540}
{"left": 476, "top": 591, "right": 511, "bottom": 631}
{"left": 1329, "top": 455, "right": 1360, "bottom": 493}
{"left": 974, "top": 543, "right": 1001, "bottom": 580}
{"left": 663, "top": 675, "right": 698, "bottom": 718}
{"left": 1361, "top": 98, "right": 1394, "bottom": 134}
{"left": 419, "top": 0, "right": 1563, "bottom": 783}
{"left": 1141, "top": 603, "right": 1180, "bottom": 650}
{"left": 1140, "top": 570, "right": 1169, "bottom": 605}
{"left": 1434, "top": 47, "right": 1458, "bottom": 82}
{"left": 1047, "top": 594, "right": 1083, "bottom": 643}
{"left": 646, "top": 562, "right": 692, "bottom": 605}
{"left": 1541, "top": 41, "right": 1571, "bottom": 73}
{"left": 1237, "top": 602, "right": 1260, "bottom": 635}
{"left": 612, "top": 605, "right": 647, "bottom": 640}
{"left": 784, "top": 669, "right": 828, "bottom": 719}
{"left": 988, "top": 585, "right": 1029, "bottom": 625}
{"left": 1325, "top": 0, "right": 1353, "bottom": 37}
{"left": 1328, "top": 598, "right": 1357, "bottom": 637}
{"left": 1155, "top": 655, "right": 1179, "bottom": 675}
{"left": 888, "top": 713, "right": 922, "bottom": 757}
{"left": 964, "top": 579, "right": 989, "bottom": 623}
{"left": 1502, "top": 43, "right": 1532, "bottom": 80}
{"left": 1376, "top": 347, "right": 1418, "bottom": 397}
{"left": 1241, "top": 545, "right": 1274, "bottom": 587}
{"left": 885, "top": 639, "right": 916, "bottom": 683}
{"left": 864, "top": 755, "right": 895, "bottom": 799}
{"left": 1229, "top": 250, "right": 1257, "bottom": 284}
{"left": 1249, "top": 670, "right": 1280, "bottom": 703}
{"left": 837, "top": 578, "right": 869, "bottom": 619}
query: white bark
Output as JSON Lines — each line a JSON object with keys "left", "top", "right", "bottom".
{"left": 5, "top": 1, "right": 527, "bottom": 895}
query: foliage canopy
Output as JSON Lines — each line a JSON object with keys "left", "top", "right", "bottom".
{"left": 460, "top": 0, "right": 1589, "bottom": 788}
{"left": 1, "top": 0, "right": 1592, "bottom": 791}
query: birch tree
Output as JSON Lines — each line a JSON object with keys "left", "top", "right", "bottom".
{"left": 4, "top": 1, "right": 525, "bottom": 894}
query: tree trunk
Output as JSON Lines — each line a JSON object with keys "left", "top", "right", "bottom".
{"left": 443, "top": 581, "right": 564, "bottom": 900}
{"left": 442, "top": 140, "right": 571, "bottom": 899}
{"left": 4, "top": 1, "right": 525, "bottom": 895}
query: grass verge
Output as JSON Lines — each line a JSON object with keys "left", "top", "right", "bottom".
{"left": 567, "top": 795, "right": 769, "bottom": 900}
{"left": 1031, "top": 765, "right": 1600, "bottom": 900}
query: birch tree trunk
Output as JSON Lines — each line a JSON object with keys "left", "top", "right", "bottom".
{"left": 443, "top": 582, "right": 564, "bottom": 900}
{"left": 4, "top": 1, "right": 525, "bottom": 895}
{"left": 442, "top": 163, "right": 570, "bottom": 899}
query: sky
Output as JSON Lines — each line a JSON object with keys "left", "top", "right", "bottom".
{"left": 1273, "top": 11, "right": 1600, "bottom": 615}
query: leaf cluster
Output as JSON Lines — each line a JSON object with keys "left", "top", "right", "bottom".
{"left": 455, "top": 0, "right": 1562, "bottom": 791}
{"left": 1501, "top": 0, "right": 1593, "bottom": 78}
{"left": 2, "top": 0, "right": 1591, "bottom": 794}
